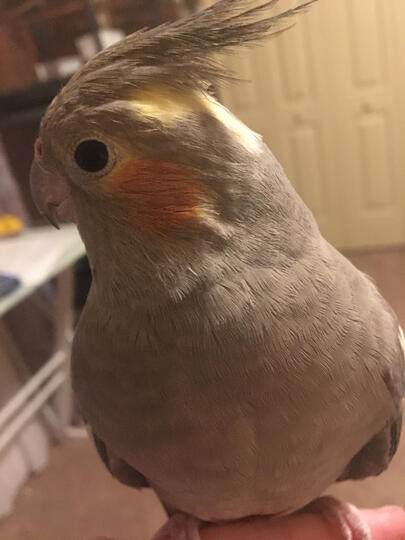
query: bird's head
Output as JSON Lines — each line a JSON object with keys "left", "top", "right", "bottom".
{"left": 30, "top": 0, "right": 317, "bottom": 299}
{"left": 32, "top": 81, "right": 261, "bottom": 235}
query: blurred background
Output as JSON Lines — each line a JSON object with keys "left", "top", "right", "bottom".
{"left": 0, "top": 0, "right": 403, "bottom": 539}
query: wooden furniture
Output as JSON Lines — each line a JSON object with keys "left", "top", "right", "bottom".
{"left": 0, "top": 23, "right": 38, "bottom": 93}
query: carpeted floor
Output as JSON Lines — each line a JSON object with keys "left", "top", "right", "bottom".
{"left": 0, "top": 248, "right": 404, "bottom": 540}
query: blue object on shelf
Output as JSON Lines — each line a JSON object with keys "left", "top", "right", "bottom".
{"left": 0, "top": 274, "right": 20, "bottom": 298}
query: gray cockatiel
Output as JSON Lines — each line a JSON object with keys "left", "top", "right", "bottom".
{"left": 30, "top": 0, "right": 404, "bottom": 538}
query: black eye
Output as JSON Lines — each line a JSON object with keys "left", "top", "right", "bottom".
{"left": 74, "top": 139, "right": 109, "bottom": 172}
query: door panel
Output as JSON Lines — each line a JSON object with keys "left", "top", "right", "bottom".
{"left": 332, "top": 0, "right": 405, "bottom": 248}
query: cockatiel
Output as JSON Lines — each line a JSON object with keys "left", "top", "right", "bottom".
{"left": 30, "top": 1, "right": 405, "bottom": 539}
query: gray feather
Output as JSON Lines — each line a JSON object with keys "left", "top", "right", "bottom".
{"left": 79, "top": 0, "right": 315, "bottom": 81}
{"left": 35, "top": 0, "right": 404, "bottom": 524}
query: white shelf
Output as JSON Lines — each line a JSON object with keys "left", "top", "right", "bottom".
{"left": 0, "top": 224, "right": 86, "bottom": 456}
{"left": 0, "top": 224, "right": 85, "bottom": 317}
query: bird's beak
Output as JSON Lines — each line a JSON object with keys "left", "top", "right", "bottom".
{"left": 30, "top": 139, "right": 75, "bottom": 229}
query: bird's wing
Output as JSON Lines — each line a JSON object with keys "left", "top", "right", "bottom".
{"left": 91, "top": 428, "right": 149, "bottom": 488}
{"left": 339, "top": 327, "right": 405, "bottom": 481}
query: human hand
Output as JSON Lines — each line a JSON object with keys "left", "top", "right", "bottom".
{"left": 91, "top": 502, "right": 405, "bottom": 540}
{"left": 200, "top": 504, "right": 405, "bottom": 540}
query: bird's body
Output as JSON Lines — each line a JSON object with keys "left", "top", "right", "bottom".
{"left": 72, "top": 134, "right": 402, "bottom": 521}
{"left": 30, "top": 1, "right": 404, "bottom": 536}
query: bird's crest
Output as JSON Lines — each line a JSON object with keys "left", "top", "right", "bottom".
{"left": 54, "top": 0, "right": 316, "bottom": 107}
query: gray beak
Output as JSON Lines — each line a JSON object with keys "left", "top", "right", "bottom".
{"left": 30, "top": 139, "right": 74, "bottom": 228}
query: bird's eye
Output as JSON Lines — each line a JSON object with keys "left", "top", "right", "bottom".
{"left": 74, "top": 139, "right": 109, "bottom": 173}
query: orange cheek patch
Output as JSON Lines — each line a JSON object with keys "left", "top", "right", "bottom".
{"left": 106, "top": 159, "right": 204, "bottom": 231}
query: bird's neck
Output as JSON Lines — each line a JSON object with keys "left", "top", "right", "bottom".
{"left": 77, "top": 211, "right": 233, "bottom": 313}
